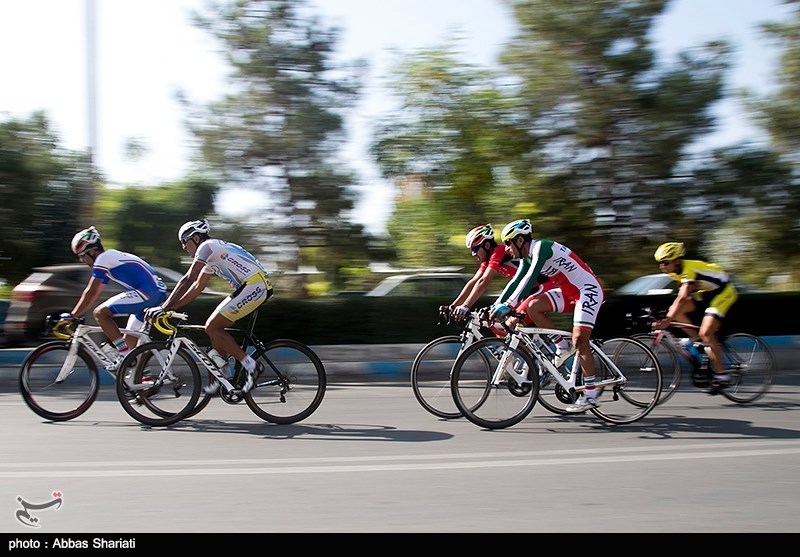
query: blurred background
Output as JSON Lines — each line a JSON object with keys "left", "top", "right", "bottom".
{"left": 0, "top": 0, "right": 798, "bottom": 342}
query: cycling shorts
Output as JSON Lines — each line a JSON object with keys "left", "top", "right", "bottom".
{"left": 104, "top": 289, "right": 168, "bottom": 329}
{"left": 704, "top": 283, "right": 738, "bottom": 319}
{"left": 215, "top": 273, "right": 273, "bottom": 322}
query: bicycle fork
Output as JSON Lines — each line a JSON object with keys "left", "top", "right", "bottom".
{"left": 491, "top": 335, "right": 530, "bottom": 387}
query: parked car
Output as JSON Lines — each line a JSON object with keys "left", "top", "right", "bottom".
{"left": 365, "top": 273, "right": 472, "bottom": 298}
{"left": 3, "top": 264, "right": 226, "bottom": 347}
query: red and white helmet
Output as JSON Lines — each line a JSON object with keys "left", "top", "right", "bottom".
{"left": 465, "top": 224, "right": 495, "bottom": 249}
{"left": 70, "top": 226, "right": 101, "bottom": 255}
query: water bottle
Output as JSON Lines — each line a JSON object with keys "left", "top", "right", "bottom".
{"left": 207, "top": 349, "right": 228, "bottom": 372}
{"left": 691, "top": 342, "right": 708, "bottom": 367}
{"left": 681, "top": 339, "right": 703, "bottom": 364}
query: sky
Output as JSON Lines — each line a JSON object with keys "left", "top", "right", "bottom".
{"left": 0, "top": 0, "right": 794, "bottom": 235}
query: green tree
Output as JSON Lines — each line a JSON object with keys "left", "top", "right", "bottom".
{"left": 748, "top": 0, "right": 800, "bottom": 165}
{"left": 187, "top": 0, "right": 371, "bottom": 293}
{"left": 99, "top": 178, "right": 218, "bottom": 270}
{"left": 500, "top": 0, "right": 734, "bottom": 285}
{"left": 0, "top": 112, "right": 95, "bottom": 284}
{"left": 372, "top": 46, "right": 539, "bottom": 268}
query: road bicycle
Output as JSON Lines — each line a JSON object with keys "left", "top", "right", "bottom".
{"left": 116, "top": 310, "right": 327, "bottom": 427}
{"left": 18, "top": 316, "right": 153, "bottom": 421}
{"left": 410, "top": 308, "right": 498, "bottom": 419}
{"left": 631, "top": 308, "right": 774, "bottom": 404}
{"left": 449, "top": 320, "right": 662, "bottom": 429}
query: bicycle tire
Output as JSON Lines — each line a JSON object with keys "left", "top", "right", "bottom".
{"left": 115, "top": 341, "right": 202, "bottom": 427}
{"left": 19, "top": 340, "right": 100, "bottom": 421}
{"left": 720, "top": 333, "right": 773, "bottom": 404}
{"left": 589, "top": 337, "right": 662, "bottom": 425}
{"left": 410, "top": 335, "right": 467, "bottom": 419}
{"left": 451, "top": 337, "right": 539, "bottom": 429}
{"left": 632, "top": 332, "right": 682, "bottom": 405}
{"left": 245, "top": 339, "right": 327, "bottom": 424}
{"left": 183, "top": 370, "right": 216, "bottom": 418}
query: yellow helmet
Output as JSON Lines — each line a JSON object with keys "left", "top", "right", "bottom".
{"left": 500, "top": 219, "right": 532, "bottom": 243}
{"left": 654, "top": 242, "right": 685, "bottom": 262}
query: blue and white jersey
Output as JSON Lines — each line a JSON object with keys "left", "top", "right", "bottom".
{"left": 194, "top": 239, "right": 267, "bottom": 290}
{"left": 91, "top": 249, "right": 167, "bottom": 300}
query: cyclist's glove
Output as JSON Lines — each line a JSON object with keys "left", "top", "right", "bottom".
{"left": 453, "top": 305, "right": 470, "bottom": 322}
{"left": 144, "top": 306, "right": 166, "bottom": 322}
{"left": 489, "top": 303, "right": 512, "bottom": 321}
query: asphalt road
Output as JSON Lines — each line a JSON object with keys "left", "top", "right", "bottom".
{"left": 2, "top": 374, "right": 800, "bottom": 534}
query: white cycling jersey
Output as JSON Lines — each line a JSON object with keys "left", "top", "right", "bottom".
{"left": 194, "top": 239, "right": 268, "bottom": 289}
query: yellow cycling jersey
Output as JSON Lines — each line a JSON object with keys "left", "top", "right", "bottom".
{"left": 667, "top": 259, "right": 729, "bottom": 293}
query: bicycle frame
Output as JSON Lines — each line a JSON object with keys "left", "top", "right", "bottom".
{"left": 508, "top": 326, "right": 628, "bottom": 395}
{"left": 54, "top": 323, "right": 153, "bottom": 383}
{"left": 452, "top": 313, "right": 490, "bottom": 361}
{"left": 648, "top": 325, "right": 697, "bottom": 362}
{"left": 152, "top": 312, "right": 290, "bottom": 394}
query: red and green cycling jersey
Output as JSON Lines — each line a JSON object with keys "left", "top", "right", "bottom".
{"left": 497, "top": 239, "right": 604, "bottom": 328}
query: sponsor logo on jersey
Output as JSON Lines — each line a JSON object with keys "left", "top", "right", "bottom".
{"left": 236, "top": 285, "right": 264, "bottom": 309}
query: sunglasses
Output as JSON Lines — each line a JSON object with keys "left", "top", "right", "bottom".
{"left": 658, "top": 260, "right": 671, "bottom": 266}
{"left": 471, "top": 245, "right": 482, "bottom": 255}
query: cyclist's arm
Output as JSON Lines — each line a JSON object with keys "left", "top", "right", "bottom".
{"left": 495, "top": 258, "right": 531, "bottom": 305}
{"left": 666, "top": 281, "right": 697, "bottom": 320}
{"left": 162, "top": 260, "right": 210, "bottom": 311}
{"left": 459, "top": 266, "right": 499, "bottom": 308}
{"left": 451, "top": 267, "right": 483, "bottom": 307}
{"left": 70, "top": 277, "right": 106, "bottom": 318}
{"left": 502, "top": 241, "right": 552, "bottom": 307}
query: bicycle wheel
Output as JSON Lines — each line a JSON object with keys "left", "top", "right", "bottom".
{"left": 411, "top": 335, "right": 467, "bottom": 419}
{"left": 633, "top": 333, "right": 682, "bottom": 405}
{"left": 590, "top": 337, "right": 662, "bottom": 425}
{"left": 115, "top": 341, "right": 201, "bottom": 427}
{"left": 720, "top": 333, "right": 773, "bottom": 404}
{"left": 246, "top": 339, "right": 327, "bottom": 424}
{"left": 19, "top": 341, "right": 100, "bottom": 421}
{"left": 451, "top": 337, "right": 539, "bottom": 429}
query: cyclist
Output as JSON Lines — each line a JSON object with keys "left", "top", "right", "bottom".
{"left": 451, "top": 224, "right": 572, "bottom": 352}
{"left": 65, "top": 226, "right": 167, "bottom": 371}
{"left": 443, "top": 224, "right": 521, "bottom": 324}
{"left": 145, "top": 219, "right": 273, "bottom": 395}
{"left": 652, "top": 242, "right": 738, "bottom": 394}
{"left": 489, "top": 219, "right": 604, "bottom": 413}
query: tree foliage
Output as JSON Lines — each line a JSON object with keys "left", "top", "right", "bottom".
{"left": 0, "top": 112, "right": 95, "bottom": 284}
{"left": 187, "top": 0, "right": 372, "bottom": 292}
{"left": 373, "top": 0, "right": 798, "bottom": 290}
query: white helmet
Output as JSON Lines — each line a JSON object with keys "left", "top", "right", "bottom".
{"left": 465, "top": 224, "right": 495, "bottom": 249}
{"left": 71, "top": 226, "right": 101, "bottom": 255}
{"left": 178, "top": 219, "right": 210, "bottom": 244}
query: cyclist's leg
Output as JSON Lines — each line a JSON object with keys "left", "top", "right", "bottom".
{"left": 700, "top": 285, "right": 737, "bottom": 377}
{"left": 207, "top": 281, "right": 271, "bottom": 366}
